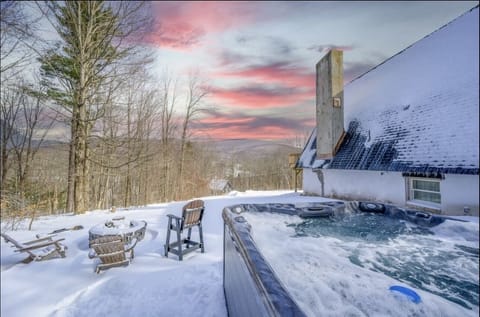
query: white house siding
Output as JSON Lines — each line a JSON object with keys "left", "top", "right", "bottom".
{"left": 302, "top": 168, "right": 479, "bottom": 216}
{"left": 302, "top": 168, "right": 323, "bottom": 196}
{"left": 323, "top": 169, "right": 405, "bottom": 205}
{"left": 441, "top": 174, "right": 479, "bottom": 216}
{"left": 303, "top": 168, "right": 405, "bottom": 204}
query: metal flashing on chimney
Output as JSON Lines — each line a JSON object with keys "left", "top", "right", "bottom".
{"left": 333, "top": 97, "right": 342, "bottom": 108}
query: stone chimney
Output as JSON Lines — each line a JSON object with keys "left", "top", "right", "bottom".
{"left": 316, "top": 50, "right": 345, "bottom": 159}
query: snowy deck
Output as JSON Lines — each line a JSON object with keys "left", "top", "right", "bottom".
{"left": 1, "top": 191, "right": 478, "bottom": 317}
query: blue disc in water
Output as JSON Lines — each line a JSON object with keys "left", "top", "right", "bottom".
{"left": 389, "top": 285, "right": 422, "bottom": 304}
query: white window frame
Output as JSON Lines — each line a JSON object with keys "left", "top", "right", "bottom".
{"left": 407, "top": 177, "right": 441, "bottom": 210}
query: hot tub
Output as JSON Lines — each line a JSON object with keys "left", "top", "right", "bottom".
{"left": 223, "top": 201, "right": 479, "bottom": 317}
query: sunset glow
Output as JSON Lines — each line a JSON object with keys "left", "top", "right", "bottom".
{"left": 136, "top": 1, "right": 476, "bottom": 141}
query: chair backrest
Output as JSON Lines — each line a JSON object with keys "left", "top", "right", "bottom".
{"left": 181, "top": 200, "right": 205, "bottom": 231}
{"left": 90, "top": 235, "right": 126, "bottom": 264}
{"left": 1, "top": 233, "right": 23, "bottom": 249}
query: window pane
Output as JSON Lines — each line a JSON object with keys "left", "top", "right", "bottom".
{"left": 413, "top": 190, "right": 441, "bottom": 203}
{"left": 413, "top": 180, "right": 440, "bottom": 192}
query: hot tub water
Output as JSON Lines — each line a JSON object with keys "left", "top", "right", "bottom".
{"left": 289, "top": 212, "right": 479, "bottom": 310}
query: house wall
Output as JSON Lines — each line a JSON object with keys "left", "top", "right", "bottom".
{"left": 302, "top": 168, "right": 323, "bottom": 196}
{"left": 322, "top": 169, "right": 406, "bottom": 205}
{"left": 302, "top": 168, "right": 479, "bottom": 216}
{"left": 441, "top": 174, "right": 479, "bottom": 216}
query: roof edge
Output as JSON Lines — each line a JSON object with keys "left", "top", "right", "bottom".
{"left": 345, "top": 5, "right": 479, "bottom": 87}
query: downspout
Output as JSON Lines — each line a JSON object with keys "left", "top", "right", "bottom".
{"left": 313, "top": 168, "right": 325, "bottom": 197}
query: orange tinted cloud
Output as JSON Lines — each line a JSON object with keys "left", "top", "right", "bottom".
{"left": 209, "top": 85, "right": 314, "bottom": 109}
{"left": 217, "top": 61, "right": 315, "bottom": 89}
{"left": 199, "top": 116, "right": 254, "bottom": 125}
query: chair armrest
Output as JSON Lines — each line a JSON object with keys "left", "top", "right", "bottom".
{"left": 124, "top": 236, "right": 138, "bottom": 253}
{"left": 166, "top": 214, "right": 182, "bottom": 220}
{"left": 23, "top": 235, "right": 56, "bottom": 245}
{"left": 15, "top": 238, "right": 65, "bottom": 252}
{"left": 34, "top": 233, "right": 57, "bottom": 240}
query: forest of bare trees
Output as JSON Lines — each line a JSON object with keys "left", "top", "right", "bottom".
{"left": 0, "top": 1, "right": 301, "bottom": 229}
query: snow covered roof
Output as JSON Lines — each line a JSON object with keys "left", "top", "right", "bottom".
{"left": 298, "top": 6, "right": 479, "bottom": 175}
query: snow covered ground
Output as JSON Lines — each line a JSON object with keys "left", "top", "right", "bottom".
{"left": 1, "top": 190, "right": 478, "bottom": 317}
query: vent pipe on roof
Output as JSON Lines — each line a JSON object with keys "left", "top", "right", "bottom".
{"left": 316, "top": 50, "right": 345, "bottom": 159}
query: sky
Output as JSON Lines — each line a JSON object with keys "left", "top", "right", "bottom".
{"left": 1, "top": 190, "right": 478, "bottom": 317}
{"left": 132, "top": 1, "right": 478, "bottom": 142}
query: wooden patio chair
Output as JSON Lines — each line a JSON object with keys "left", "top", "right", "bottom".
{"left": 164, "top": 199, "right": 205, "bottom": 261}
{"left": 1, "top": 232, "right": 67, "bottom": 264}
{"left": 88, "top": 234, "right": 137, "bottom": 274}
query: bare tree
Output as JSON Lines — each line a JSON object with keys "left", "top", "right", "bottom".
{"left": 1, "top": 1, "right": 41, "bottom": 189}
{"left": 0, "top": 1, "right": 41, "bottom": 80}
{"left": 85, "top": 64, "right": 162, "bottom": 209}
{"left": 0, "top": 77, "right": 56, "bottom": 229}
{"left": 157, "top": 70, "right": 179, "bottom": 201}
{"left": 10, "top": 83, "right": 53, "bottom": 192}
{"left": 177, "top": 70, "right": 210, "bottom": 198}
{"left": 0, "top": 84, "right": 20, "bottom": 188}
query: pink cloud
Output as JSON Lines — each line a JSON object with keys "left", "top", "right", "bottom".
{"left": 209, "top": 61, "right": 315, "bottom": 109}
{"left": 193, "top": 110, "right": 315, "bottom": 140}
{"left": 209, "top": 85, "right": 314, "bottom": 109}
{"left": 144, "top": 2, "right": 259, "bottom": 50}
{"left": 199, "top": 116, "right": 254, "bottom": 125}
{"left": 142, "top": 22, "right": 205, "bottom": 50}
{"left": 216, "top": 62, "right": 315, "bottom": 90}
{"left": 196, "top": 120, "right": 300, "bottom": 140}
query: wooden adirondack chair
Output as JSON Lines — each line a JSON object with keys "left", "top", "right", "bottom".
{"left": 88, "top": 234, "right": 137, "bottom": 273}
{"left": 1, "top": 232, "right": 67, "bottom": 264}
{"left": 164, "top": 199, "right": 205, "bottom": 261}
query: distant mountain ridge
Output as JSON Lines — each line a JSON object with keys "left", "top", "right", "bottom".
{"left": 3, "top": 125, "right": 303, "bottom": 161}
{"left": 205, "top": 139, "right": 302, "bottom": 159}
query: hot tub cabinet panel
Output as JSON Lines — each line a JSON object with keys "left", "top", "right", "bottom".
{"left": 223, "top": 206, "right": 307, "bottom": 317}
{"left": 223, "top": 225, "right": 271, "bottom": 317}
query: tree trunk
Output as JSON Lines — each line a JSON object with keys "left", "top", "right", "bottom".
{"left": 66, "top": 116, "right": 76, "bottom": 213}
{"left": 124, "top": 101, "right": 132, "bottom": 207}
{"left": 74, "top": 105, "right": 88, "bottom": 213}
